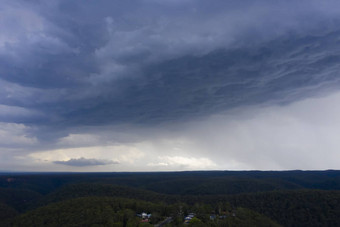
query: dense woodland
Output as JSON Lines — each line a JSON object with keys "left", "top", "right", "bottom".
{"left": 0, "top": 170, "right": 340, "bottom": 226}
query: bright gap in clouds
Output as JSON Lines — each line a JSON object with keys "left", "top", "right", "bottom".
{"left": 12, "top": 90, "right": 340, "bottom": 171}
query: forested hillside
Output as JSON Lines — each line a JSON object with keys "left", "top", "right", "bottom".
{"left": 0, "top": 171, "right": 340, "bottom": 226}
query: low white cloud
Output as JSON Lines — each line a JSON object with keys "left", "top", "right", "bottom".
{"left": 54, "top": 157, "right": 119, "bottom": 167}
{"left": 27, "top": 144, "right": 146, "bottom": 171}
{"left": 148, "top": 156, "right": 217, "bottom": 170}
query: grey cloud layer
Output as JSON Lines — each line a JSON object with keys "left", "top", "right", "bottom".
{"left": 33, "top": 31, "right": 340, "bottom": 128}
{"left": 1, "top": 0, "right": 340, "bottom": 144}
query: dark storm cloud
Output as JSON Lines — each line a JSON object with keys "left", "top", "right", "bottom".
{"left": 61, "top": 30, "right": 340, "bottom": 126}
{"left": 53, "top": 157, "right": 119, "bottom": 167}
{"left": 2, "top": 0, "right": 340, "bottom": 141}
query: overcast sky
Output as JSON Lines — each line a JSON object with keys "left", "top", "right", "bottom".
{"left": 1, "top": 0, "right": 340, "bottom": 171}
